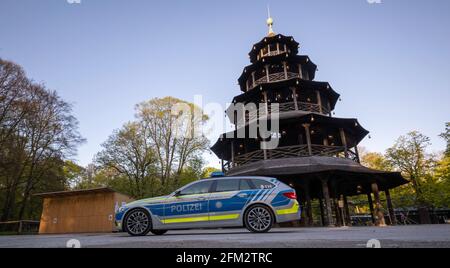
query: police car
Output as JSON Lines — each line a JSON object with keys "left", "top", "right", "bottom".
{"left": 115, "top": 174, "right": 300, "bottom": 236}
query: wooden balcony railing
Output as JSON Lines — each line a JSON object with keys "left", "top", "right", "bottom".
{"left": 252, "top": 72, "right": 300, "bottom": 89}
{"left": 231, "top": 144, "right": 347, "bottom": 167}
{"left": 242, "top": 101, "right": 330, "bottom": 124}
{"left": 261, "top": 49, "right": 287, "bottom": 58}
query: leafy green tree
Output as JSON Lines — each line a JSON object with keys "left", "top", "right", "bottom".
{"left": 201, "top": 167, "right": 221, "bottom": 178}
{"left": 63, "top": 161, "right": 85, "bottom": 189}
{"left": 385, "top": 131, "right": 438, "bottom": 223}
{"left": 425, "top": 124, "right": 450, "bottom": 208}
{"left": 361, "top": 152, "right": 392, "bottom": 171}
{"left": 93, "top": 97, "right": 210, "bottom": 199}
{"left": 385, "top": 131, "right": 436, "bottom": 205}
{"left": 136, "top": 97, "right": 209, "bottom": 188}
{"left": 360, "top": 151, "right": 415, "bottom": 208}
{"left": 431, "top": 156, "right": 450, "bottom": 208}
{"left": 440, "top": 122, "right": 450, "bottom": 157}
{"left": 95, "top": 122, "right": 157, "bottom": 198}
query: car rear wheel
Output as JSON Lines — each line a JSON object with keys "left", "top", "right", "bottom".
{"left": 124, "top": 208, "right": 152, "bottom": 236}
{"left": 151, "top": 230, "right": 167, "bottom": 235}
{"left": 244, "top": 205, "right": 274, "bottom": 233}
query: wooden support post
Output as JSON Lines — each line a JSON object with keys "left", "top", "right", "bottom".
{"left": 327, "top": 101, "right": 332, "bottom": 117}
{"left": 367, "top": 193, "right": 376, "bottom": 224}
{"left": 262, "top": 91, "right": 269, "bottom": 116}
{"left": 251, "top": 72, "right": 256, "bottom": 88}
{"left": 265, "top": 65, "right": 270, "bottom": 82}
{"left": 283, "top": 62, "right": 288, "bottom": 79}
{"left": 304, "top": 180, "right": 313, "bottom": 226}
{"left": 319, "top": 198, "right": 325, "bottom": 226}
{"left": 385, "top": 189, "right": 397, "bottom": 225}
{"left": 339, "top": 128, "right": 349, "bottom": 158}
{"left": 338, "top": 195, "right": 347, "bottom": 227}
{"left": 231, "top": 141, "right": 235, "bottom": 168}
{"left": 302, "top": 124, "right": 313, "bottom": 156}
{"left": 343, "top": 195, "right": 352, "bottom": 226}
{"left": 263, "top": 144, "right": 268, "bottom": 160}
{"left": 277, "top": 43, "right": 280, "bottom": 54}
{"left": 291, "top": 88, "right": 299, "bottom": 110}
{"left": 371, "top": 182, "right": 386, "bottom": 226}
{"left": 333, "top": 199, "right": 342, "bottom": 227}
{"left": 298, "top": 64, "right": 303, "bottom": 79}
{"left": 321, "top": 179, "right": 334, "bottom": 226}
{"left": 330, "top": 180, "right": 342, "bottom": 227}
{"left": 316, "top": 90, "right": 323, "bottom": 114}
{"left": 354, "top": 145, "right": 361, "bottom": 163}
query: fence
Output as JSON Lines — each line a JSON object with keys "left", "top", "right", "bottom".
{"left": 0, "top": 220, "right": 40, "bottom": 234}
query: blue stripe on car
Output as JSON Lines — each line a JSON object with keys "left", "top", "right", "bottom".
{"left": 252, "top": 189, "right": 264, "bottom": 201}
{"left": 271, "top": 190, "right": 292, "bottom": 207}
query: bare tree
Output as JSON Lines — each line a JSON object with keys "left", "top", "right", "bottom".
{"left": 0, "top": 59, "right": 84, "bottom": 221}
{"left": 0, "top": 59, "right": 30, "bottom": 145}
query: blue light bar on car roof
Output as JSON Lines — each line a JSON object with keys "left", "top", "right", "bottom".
{"left": 210, "top": 172, "right": 225, "bottom": 178}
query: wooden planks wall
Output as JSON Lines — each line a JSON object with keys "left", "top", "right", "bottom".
{"left": 39, "top": 192, "right": 132, "bottom": 234}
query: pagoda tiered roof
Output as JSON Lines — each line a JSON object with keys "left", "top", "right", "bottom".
{"left": 231, "top": 79, "right": 340, "bottom": 110}
{"left": 238, "top": 55, "right": 317, "bottom": 92}
{"left": 226, "top": 157, "right": 408, "bottom": 197}
{"left": 248, "top": 34, "right": 300, "bottom": 63}
{"left": 211, "top": 113, "right": 369, "bottom": 161}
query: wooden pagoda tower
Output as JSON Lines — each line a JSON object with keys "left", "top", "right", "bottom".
{"left": 211, "top": 16, "right": 408, "bottom": 227}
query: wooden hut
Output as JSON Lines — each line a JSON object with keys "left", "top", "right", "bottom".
{"left": 35, "top": 187, "right": 133, "bottom": 234}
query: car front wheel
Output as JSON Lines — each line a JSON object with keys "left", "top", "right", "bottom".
{"left": 244, "top": 205, "right": 274, "bottom": 233}
{"left": 151, "top": 230, "right": 167, "bottom": 235}
{"left": 124, "top": 208, "right": 152, "bottom": 236}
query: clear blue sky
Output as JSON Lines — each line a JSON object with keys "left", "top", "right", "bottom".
{"left": 1, "top": 0, "right": 449, "bottom": 168}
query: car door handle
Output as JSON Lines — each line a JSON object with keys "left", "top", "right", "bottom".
{"left": 197, "top": 196, "right": 207, "bottom": 200}
{"left": 237, "top": 193, "right": 248, "bottom": 198}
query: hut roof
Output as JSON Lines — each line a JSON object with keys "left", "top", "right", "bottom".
{"left": 226, "top": 156, "right": 409, "bottom": 195}
{"left": 34, "top": 187, "right": 119, "bottom": 198}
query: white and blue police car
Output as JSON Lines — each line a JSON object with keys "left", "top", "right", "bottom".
{"left": 115, "top": 173, "right": 300, "bottom": 236}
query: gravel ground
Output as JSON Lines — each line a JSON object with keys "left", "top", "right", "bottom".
{"left": 0, "top": 225, "right": 449, "bottom": 248}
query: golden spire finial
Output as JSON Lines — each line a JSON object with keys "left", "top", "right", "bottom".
{"left": 266, "top": 5, "right": 275, "bottom": 36}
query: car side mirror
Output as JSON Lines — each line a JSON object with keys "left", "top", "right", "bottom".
{"left": 174, "top": 190, "right": 182, "bottom": 197}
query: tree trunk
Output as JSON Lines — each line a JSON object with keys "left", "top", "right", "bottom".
{"left": 1, "top": 187, "right": 16, "bottom": 221}
{"left": 18, "top": 174, "right": 35, "bottom": 221}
